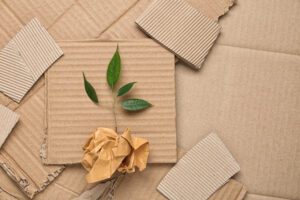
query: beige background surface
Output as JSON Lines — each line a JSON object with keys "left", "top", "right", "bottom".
{"left": 0, "top": 0, "right": 299, "bottom": 199}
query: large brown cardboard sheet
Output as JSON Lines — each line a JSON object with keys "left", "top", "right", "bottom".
{"left": 0, "top": 0, "right": 299, "bottom": 199}
{"left": 44, "top": 40, "right": 176, "bottom": 165}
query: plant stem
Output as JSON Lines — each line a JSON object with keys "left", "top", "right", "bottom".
{"left": 112, "top": 92, "right": 118, "bottom": 133}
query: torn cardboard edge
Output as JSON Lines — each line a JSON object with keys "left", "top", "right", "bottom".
{"left": 157, "top": 133, "right": 240, "bottom": 200}
{"left": 135, "top": 0, "right": 235, "bottom": 69}
{"left": 0, "top": 18, "right": 63, "bottom": 103}
{"left": 0, "top": 152, "right": 64, "bottom": 199}
{"left": 0, "top": 105, "right": 19, "bottom": 148}
{"left": 0, "top": 87, "right": 65, "bottom": 199}
{"left": 43, "top": 40, "right": 177, "bottom": 165}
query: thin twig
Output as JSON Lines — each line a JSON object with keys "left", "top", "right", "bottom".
{"left": 112, "top": 93, "right": 118, "bottom": 133}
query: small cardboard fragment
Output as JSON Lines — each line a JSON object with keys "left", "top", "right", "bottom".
{"left": 0, "top": 105, "right": 19, "bottom": 148}
{"left": 157, "top": 133, "right": 240, "bottom": 200}
{"left": 136, "top": 0, "right": 221, "bottom": 69}
{"left": 0, "top": 18, "right": 63, "bottom": 103}
{"left": 44, "top": 40, "right": 176, "bottom": 165}
{"left": 209, "top": 179, "right": 247, "bottom": 200}
{"left": 0, "top": 87, "right": 64, "bottom": 199}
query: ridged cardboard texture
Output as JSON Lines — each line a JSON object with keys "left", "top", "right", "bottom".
{"left": 136, "top": 0, "right": 221, "bottom": 69}
{"left": 0, "top": 105, "right": 19, "bottom": 148}
{"left": 157, "top": 133, "right": 240, "bottom": 200}
{"left": 0, "top": 18, "right": 63, "bottom": 103}
{"left": 0, "top": 0, "right": 299, "bottom": 199}
{"left": 44, "top": 40, "right": 176, "bottom": 165}
{"left": 0, "top": 87, "right": 64, "bottom": 199}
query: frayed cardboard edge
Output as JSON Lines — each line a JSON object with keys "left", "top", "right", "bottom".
{"left": 0, "top": 160, "right": 65, "bottom": 199}
{"left": 217, "top": 0, "right": 235, "bottom": 20}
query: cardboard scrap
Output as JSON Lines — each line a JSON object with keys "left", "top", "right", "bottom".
{"left": 0, "top": 105, "right": 19, "bottom": 148}
{"left": 157, "top": 133, "right": 240, "bottom": 200}
{"left": 44, "top": 40, "right": 176, "bottom": 165}
{"left": 136, "top": 0, "right": 221, "bottom": 69}
{"left": 209, "top": 179, "right": 247, "bottom": 200}
{"left": 0, "top": 18, "right": 63, "bottom": 103}
{"left": 0, "top": 87, "right": 64, "bottom": 199}
{"left": 0, "top": 0, "right": 298, "bottom": 200}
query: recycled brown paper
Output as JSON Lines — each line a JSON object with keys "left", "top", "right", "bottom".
{"left": 0, "top": 105, "right": 19, "bottom": 148}
{"left": 44, "top": 40, "right": 177, "bottom": 165}
{"left": 82, "top": 128, "right": 149, "bottom": 183}
{"left": 0, "top": 0, "right": 299, "bottom": 199}
{"left": 157, "top": 133, "right": 240, "bottom": 200}
{"left": 136, "top": 0, "right": 221, "bottom": 69}
{"left": 0, "top": 18, "right": 63, "bottom": 103}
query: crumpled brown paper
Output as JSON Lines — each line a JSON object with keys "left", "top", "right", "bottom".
{"left": 82, "top": 127, "right": 149, "bottom": 183}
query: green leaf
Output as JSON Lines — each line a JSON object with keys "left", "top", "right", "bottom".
{"left": 107, "top": 46, "right": 121, "bottom": 89}
{"left": 117, "top": 82, "right": 136, "bottom": 97}
{"left": 121, "top": 99, "right": 152, "bottom": 111}
{"left": 83, "top": 72, "right": 99, "bottom": 104}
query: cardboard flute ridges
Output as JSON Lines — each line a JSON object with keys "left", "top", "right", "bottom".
{"left": 157, "top": 133, "right": 240, "bottom": 200}
{"left": 0, "top": 18, "right": 63, "bottom": 103}
{"left": 136, "top": 0, "right": 221, "bottom": 69}
{"left": 209, "top": 179, "right": 247, "bottom": 200}
{"left": 0, "top": 105, "right": 19, "bottom": 148}
{"left": 0, "top": 87, "right": 64, "bottom": 199}
{"left": 44, "top": 40, "right": 177, "bottom": 165}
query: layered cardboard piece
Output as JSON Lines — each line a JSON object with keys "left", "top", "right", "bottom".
{"left": 136, "top": 0, "right": 221, "bottom": 69}
{"left": 0, "top": 87, "right": 64, "bottom": 199}
{"left": 0, "top": 105, "right": 19, "bottom": 148}
{"left": 158, "top": 133, "right": 240, "bottom": 200}
{"left": 0, "top": 0, "right": 299, "bottom": 199}
{"left": 44, "top": 40, "right": 176, "bottom": 165}
{"left": 0, "top": 18, "right": 63, "bottom": 103}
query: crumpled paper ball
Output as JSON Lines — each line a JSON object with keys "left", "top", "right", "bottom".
{"left": 81, "top": 127, "right": 149, "bottom": 183}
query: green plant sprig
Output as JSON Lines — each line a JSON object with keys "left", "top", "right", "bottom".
{"left": 83, "top": 46, "right": 152, "bottom": 132}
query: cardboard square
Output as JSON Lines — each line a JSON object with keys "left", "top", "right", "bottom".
{"left": 44, "top": 40, "right": 177, "bottom": 165}
{"left": 0, "top": 18, "right": 63, "bottom": 103}
{"left": 136, "top": 0, "right": 221, "bottom": 69}
{"left": 0, "top": 105, "right": 19, "bottom": 148}
{"left": 157, "top": 133, "right": 240, "bottom": 200}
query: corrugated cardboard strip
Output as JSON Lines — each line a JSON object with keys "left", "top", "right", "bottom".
{"left": 0, "top": 0, "right": 299, "bottom": 200}
{"left": 157, "top": 133, "right": 240, "bottom": 200}
{"left": 0, "top": 18, "right": 63, "bottom": 103}
{"left": 136, "top": 0, "right": 221, "bottom": 69}
{"left": 0, "top": 105, "right": 19, "bottom": 148}
{"left": 44, "top": 40, "right": 176, "bottom": 165}
{"left": 0, "top": 87, "right": 64, "bottom": 199}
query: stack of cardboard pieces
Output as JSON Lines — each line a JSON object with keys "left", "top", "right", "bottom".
{"left": 0, "top": 0, "right": 299, "bottom": 199}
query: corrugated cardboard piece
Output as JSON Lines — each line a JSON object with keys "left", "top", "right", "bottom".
{"left": 0, "top": 18, "right": 63, "bottom": 103}
{"left": 157, "top": 133, "right": 240, "bottom": 200}
{"left": 136, "top": 0, "right": 221, "bottom": 69}
{"left": 44, "top": 40, "right": 176, "bottom": 165}
{"left": 209, "top": 179, "right": 247, "bottom": 200}
{"left": 0, "top": 87, "right": 64, "bottom": 199}
{"left": 0, "top": 0, "right": 299, "bottom": 199}
{"left": 0, "top": 105, "right": 19, "bottom": 148}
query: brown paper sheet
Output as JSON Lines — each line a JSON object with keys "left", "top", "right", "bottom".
{"left": 44, "top": 40, "right": 176, "bottom": 165}
{"left": 82, "top": 128, "right": 149, "bottom": 183}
